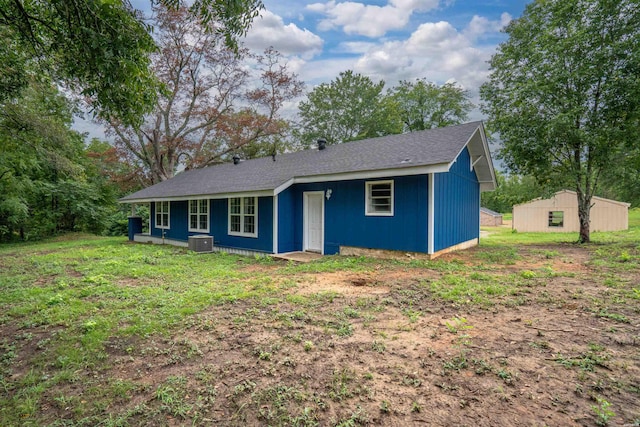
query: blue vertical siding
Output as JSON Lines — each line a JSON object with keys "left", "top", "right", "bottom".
{"left": 282, "top": 175, "right": 428, "bottom": 255}
{"left": 210, "top": 197, "right": 273, "bottom": 252}
{"left": 433, "top": 148, "right": 480, "bottom": 252}
{"left": 150, "top": 200, "right": 188, "bottom": 240}
{"left": 149, "top": 197, "right": 273, "bottom": 252}
{"left": 277, "top": 188, "right": 296, "bottom": 253}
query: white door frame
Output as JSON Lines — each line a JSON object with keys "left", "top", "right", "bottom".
{"left": 303, "top": 191, "right": 324, "bottom": 254}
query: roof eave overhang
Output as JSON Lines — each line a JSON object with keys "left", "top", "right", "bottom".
{"left": 273, "top": 163, "right": 451, "bottom": 195}
{"left": 119, "top": 189, "right": 273, "bottom": 204}
{"left": 452, "top": 123, "right": 497, "bottom": 191}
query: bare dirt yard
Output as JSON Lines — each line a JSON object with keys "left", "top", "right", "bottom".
{"left": 1, "top": 236, "right": 639, "bottom": 426}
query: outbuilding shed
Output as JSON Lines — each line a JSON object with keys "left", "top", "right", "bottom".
{"left": 480, "top": 207, "right": 503, "bottom": 226}
{"left": 512, "top": 190, "right": 629, "bottom": 232}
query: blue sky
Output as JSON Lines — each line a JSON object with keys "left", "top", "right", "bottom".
{"left": 76, "top": 0, "right": 531, "bottom": 138}
{"left": 241, "top": 0, "right": 530, "bottom": 115}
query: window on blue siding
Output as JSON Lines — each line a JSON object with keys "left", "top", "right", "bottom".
{"left": 189, "top": 200, "right": 209, "bottom": 232}
{"left": 155, "top": 201, "right": 170, "bottom": 229}
{"left": 365, "top": 180, "right": 394, "bottom": 216}
{"left": 228, "top": 196, "right": 258, "bottom": 237}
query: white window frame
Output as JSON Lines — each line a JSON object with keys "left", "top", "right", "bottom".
{"left": 155, "top": 201, "right": 170, "bottom": 229}
{"left": 365, "top": 180, "right": 394, "bottom": 216}
{"left": 188, "top": 199, "right": 209, "bottom": 233}
{"left": 228, "top": 196, "right": 258, "bottom": 238}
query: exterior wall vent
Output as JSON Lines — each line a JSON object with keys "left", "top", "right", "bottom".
{"left": 188, "top": 235, "right": 213, "bottom": 252}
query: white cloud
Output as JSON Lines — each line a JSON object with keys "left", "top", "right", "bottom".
{"left": 343, "top": 14, "right": 505, "bottom": 107}
{"left": 307, "top": 0, "right": 440, "bottom": 38}
{"left": 464, "top": 12, "right": 512, "bottom": 39}
{"left": 406, "top": 21, "right": 469, "bottom": 53}
{"left": 243, "top": 10, "right": 324, "bottom": 59}
{"left": 390, "top": 0, "right": 439, "bottom": 12}
{"left": 334, "top": 41, "right": 379, "bottom": 54}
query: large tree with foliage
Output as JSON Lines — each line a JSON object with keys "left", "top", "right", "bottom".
{"left": 0, "top": 80, "right": 115, "bottom": 241}
{"left": 0, "top": 0, "right": 263, "bottom": 125}
{"left": 297, "top": 70, "right": 401, "bottom": 146}
{"left": 481, "top": 0, "right": 640, "bottom": 243}
{"left": 106, "top": 7, "right": 303, "bottom": 185}
{"left": 390, "top": 79, "right": 473, "bottom": 132}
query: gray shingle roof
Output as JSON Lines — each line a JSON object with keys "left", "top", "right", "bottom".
{"left": 480, "top": 207, "right": 502, "bottom": 217}
{"left": 121, "top": 121, "right": 494, "bottom": 202}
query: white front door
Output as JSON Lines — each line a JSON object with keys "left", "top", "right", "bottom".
{"left": 304, "top": 192, "right": 324, "bottom": 253}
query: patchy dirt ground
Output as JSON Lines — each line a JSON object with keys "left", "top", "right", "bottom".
{"left": 96, "top": 244, "right": 638, "bottom": 426}
{"left": 4, "top": 240, "right": 640, "bottom": 426}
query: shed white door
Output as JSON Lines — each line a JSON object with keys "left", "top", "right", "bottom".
{"left": 304, "top": 192, "right": 324, "bottom": 253}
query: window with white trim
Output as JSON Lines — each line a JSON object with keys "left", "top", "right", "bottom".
{"left": 228, "top": 196, "right": 258, "bottom": 237}
{"left": 189, "top": 199, "right": 209, "bottom": 232}
{"left": 155, "top": 201, "right": 170, "bottom": 229}
{"left": 365, "top": 180, "right": 394, "bottom": 216}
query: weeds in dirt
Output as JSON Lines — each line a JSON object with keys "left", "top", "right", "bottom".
{"left": 445, "top": 316, "right": 472, "bottom": 334}
{"left": 595, "top": 309, "right": 630, "bottom": 323}
{"left": 555, "top": 343, "right": 610, "bottom": 372}
{"left": 253, "top": 384, "right": 307, "bottom": 424}
{"left": 472, "top": 358, "right": 493, "bottom": 375}
{"left": 332, "top": 406, "right": 369, "bottom": 426}
{"left": 371, "top": 340, "right": 386, "bottom": 353}
{"left": 155, "top": 376, "right": 192, "bottom": 419}
{"left": 442, "top": 354, "right": 469, "bottom": 374}
{"left": 591, "top": 396, "right": 615, "bottom": 426}
{"left": 329, "top": 368, "right": 355, "bottom": 401}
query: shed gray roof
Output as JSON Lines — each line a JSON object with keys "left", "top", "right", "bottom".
{"left": 121, "top": 121, "right": 496, "bottom": 203}
{"left": 480, "top": 207, "right": 502, "bottom": 217}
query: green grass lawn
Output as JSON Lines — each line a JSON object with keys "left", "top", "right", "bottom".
{"left": 0, "top": 210, "right": 638, "bottom": 426}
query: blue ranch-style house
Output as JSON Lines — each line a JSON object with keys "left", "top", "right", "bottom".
{"left": 121, "top": 121, "right": 496, "bottom": 258}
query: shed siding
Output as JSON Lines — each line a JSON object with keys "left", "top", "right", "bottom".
{"left": 480, "top": 211, "right": 503, "bottom": 226}
{"left": 433, "top": 148, "right": 480, "bottom": 252}
{"left": 513, "top": 191, "right": 628, "bottom": 232}
{"left": 151, "top": 198, "right": 273, "bottom": 252}
{"left": 286, "top": 175, "right": 428, "bottom": 255}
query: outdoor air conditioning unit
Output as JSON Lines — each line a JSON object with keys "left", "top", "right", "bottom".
{"left": 188, "top": 235, "right": 213, "bottom": 253}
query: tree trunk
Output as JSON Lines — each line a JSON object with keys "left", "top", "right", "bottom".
{"left": 576, "top": 191, "right": 591, "bottom": 243}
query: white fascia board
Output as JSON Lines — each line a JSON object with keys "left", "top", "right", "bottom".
{"left": 451, "top": 124, "right": 497, "bottom": 191}
{"left": 451, "top": 124, "right": 481, "bottom": 168}
{"left": 272, "top": 194, "right": 279, "bottom": 254}
{"left": 273, "top": 178, "right": 295, "bottom": 196}
{"left": 477, "top": 124, "right": 497, "bottom": 189}
{"left": 480, "top": 181, "right": 498, "bottom": 191}
{"left": 119, "top": 190, "right": 273, "bottom": 204}
{"left": 122, "top": 164, "right": 453, "bottom": 202}
{"left": 428, "top": 173, "right": 435, "bottom": 255}
{"left": 273, "top": 164, "right": 450, "bottom": 196}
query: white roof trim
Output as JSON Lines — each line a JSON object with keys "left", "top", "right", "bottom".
{"left": 120, "top": 190, "right": 273, "bottom": 204}
{"left": 449, "top": 124, "right": 496, "bottom": 191}
{"left": 273, "top": 163, "right": 451, "bottom": 195}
